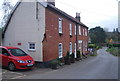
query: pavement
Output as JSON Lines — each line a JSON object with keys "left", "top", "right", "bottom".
{"left": 1, "top": 47, "right": 119, "bottom": 79}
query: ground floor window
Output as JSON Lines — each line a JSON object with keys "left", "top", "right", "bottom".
{"left": 28, "top": 42, "right": 36, "bottom": 51}
{"left": 74, "top": 43, "right": 77, "bottom": 58}
{"left": 58, "top": 43, "right": 63, "bottom": 58}
{"left": 70, "top": 42, "right": 72, "bottom": 54}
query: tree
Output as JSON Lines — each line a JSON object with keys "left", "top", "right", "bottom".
{"left": 89, "top": 26, "right": 107, "bottom": 46}
{"left": 1, "top": 0, "right": 13, "bottom": 27}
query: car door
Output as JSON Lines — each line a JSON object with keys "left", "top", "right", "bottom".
{"left": 2, "top": 48, "right": 11, "bottom": 66}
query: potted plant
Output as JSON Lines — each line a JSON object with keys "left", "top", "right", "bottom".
{"left": 50, "top": 59, "right": 58, "bottom": 69}
{"left": 75, "top": 50, "right": 81, "bottom": 61}
{"left": 58, "top": 57, "right": 65, "bottom": 66}
{"left": 70, "top": 53, "right": 75, "bottom": 63}
{"left": 64, "top": 51, "right": 71, "bottom": 65}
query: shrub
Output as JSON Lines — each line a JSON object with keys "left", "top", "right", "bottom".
{"left": 50, "top": 59, "right": 58, "bottom": 69}
{"left": 64, "top": 51, "right": 71, "bottom": 65}
{"left": 70, "top": 53, "right": 75, "bottom": 63}
{"left": 76, "top": 50, "right": 81, "bottom": 61}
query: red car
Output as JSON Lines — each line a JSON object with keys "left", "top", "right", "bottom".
{"left": 0, "top": 46, "right": 35, "bottom": 71}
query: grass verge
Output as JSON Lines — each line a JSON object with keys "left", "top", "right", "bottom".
{"left": 106, "top": 47, "right": 120, "bottom": 57}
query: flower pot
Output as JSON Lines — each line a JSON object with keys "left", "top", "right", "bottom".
{"left": 51, "top": 63, "right": 58, "bottom": 69}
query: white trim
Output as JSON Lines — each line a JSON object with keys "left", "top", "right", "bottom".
{"left": 58, "top": 43, "right": 63, "bottom": 58}
{"left": 74, "top": 43, "right": 77, "bottom": 58}
{"left": 79, "top": 26, "right": 81, "bottom": 35}
{"left": 70, "top": 42, "right": 72, "bottom": 54}
{"left": 58, "top": 18, "right": 62, "bottom": 34}
{"left": 75, "top": 25, "right": 76, "bottom": 35}
{"left": 69, "top": 23, "right": 72, "bottom": 36}
{"left": 28, "top": 42, "right": 36, "bottom": 51}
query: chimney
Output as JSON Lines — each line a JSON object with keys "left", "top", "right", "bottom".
{"left": 75, "top": 12, "right": 81, "bottom": 22}
{"left": 47, "top": 0, "right": 55, "bottom": 6}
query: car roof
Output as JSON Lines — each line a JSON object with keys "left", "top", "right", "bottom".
{"left": 0, "top": 46, "right": 19, "bottom": 49}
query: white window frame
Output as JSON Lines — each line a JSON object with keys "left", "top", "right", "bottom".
{"left": 28, "top": 42, "right": 36, "bottom": 51}
{"left": 79, "top": 26, "right": 81, "bottom": 35}
{"left": 58, "top": 43, "right": 63, "bottom": 58}
{"left": 83, "top": 28, "right": 84, "bottom": 36}
{"left": 58, "top": 18, "right": 62, "bottom": 34}
{"left": 85, "top": 29, "right": 87, "bottom": 36}
{"left": 70, "top": 23, "right": 72, "bottom": 36}
{"left": 75, "top": 25, "right": 76, "bottom": 35}
{"left": 74, "top": 43, "right": 77, "bottom": 58}
{"left": 70, "top": 42, "right": 72, "bottom": 54}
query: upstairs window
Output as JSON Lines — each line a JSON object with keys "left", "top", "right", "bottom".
{"left": 58, "top": 43, "right": 63, "bottom": 58}
{"left": 85, "top": 29, "right": 87, "bottom": 36}
{"left": 83, "top": 28, "right": 85, "bottom": 36}
{"left": 69, "top": 23, "right": 72, "bottom": 36}
{"left": 70, "top": 42, "right": 72, "bottom": 54}
{"left": 75, "top": 25, "right": 76, "bottom": 35}
{"left": 79, "top": 26, "right": 81, "bottom": 35}
{"left": 58, "top": 18, "right": 62, "bottom": 34}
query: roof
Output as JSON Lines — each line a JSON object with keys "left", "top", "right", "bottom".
{"left": 47, "top": 4, "right": 88, "bottom": 28}
{"left": 2, "top": 0, "right": 88, "bottom": 38}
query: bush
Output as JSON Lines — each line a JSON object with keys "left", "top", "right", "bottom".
{"left": 50, "top": 59, "right": 58, "bottom": 69}
{"left": 70, "top": 53, "right": 75, "bottom": 63}
{"left": 88, "top": 44, "right": 96, "bottom": 48}
{"left": 64, "top": 51, "right": 71, "bottom": 65}
{"left": 75, "top": 50, "right": 81, "bottom": 61}
{"left": 113, "top": 44, "right": 120, "bottom": 47}
{"left": 58, "top": 57, "right": 65, "bottom": 66}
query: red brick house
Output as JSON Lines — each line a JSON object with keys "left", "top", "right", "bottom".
{"left": 2, "top": 0, "right": 88, "bottom": 62}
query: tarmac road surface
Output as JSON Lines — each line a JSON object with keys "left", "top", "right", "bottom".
{"left": 17, "top": 47, "right": 118, "bottom": 79}
{"left": 1, "top": 47, "right": 118, "bottom": 80}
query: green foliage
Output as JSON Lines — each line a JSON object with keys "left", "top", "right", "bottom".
{"left": 70, "top": 53, "right": 75, "bottom": 58}
{"left": 50, "top": 59, "right": 58, "bottom": 65}
{"left": 106, "top": 47, "right": 120, "bottom": 56}
{"left": 64, "top": 51, "right": 71, "bottom": 65}
{"left": 77, "top": 50, "right": 81, "bottom": 58}
{"left": 88, "top": 44, "right": 96, "bottom": 48}
{"left": 89, "top": 26, "right": 107, "bottom": 45}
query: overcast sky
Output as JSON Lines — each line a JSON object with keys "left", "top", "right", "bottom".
{"left": 0, "top": 0, "right": 119, "bottom": 32}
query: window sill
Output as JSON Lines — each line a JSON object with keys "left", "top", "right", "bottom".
{"left": 28, "top": 49, "right": 36, "bottom": 52}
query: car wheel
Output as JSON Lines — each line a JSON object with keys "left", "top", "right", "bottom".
{"left": 8, "top": 62, "right": 16, "bottom": 71}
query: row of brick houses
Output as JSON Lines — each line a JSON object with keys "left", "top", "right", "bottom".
{"left": 2, "top": 0, "right": 89, "bottom": 62}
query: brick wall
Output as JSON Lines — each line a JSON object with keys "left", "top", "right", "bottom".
{"left": 43, "top": 8, "right": 88, "bottom": 62}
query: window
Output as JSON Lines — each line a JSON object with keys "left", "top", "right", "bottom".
{"left": 58, "top": 18, "right": 62, "bottom": 34}
{"left": 79, "top": 26, "right": 81, "bottom": 35}
{"left": 58, "top": 43, "right": 63, "bottom": 58}
{"left": 74, "top": 43, "right": 77, "bottom": 58}
{"left": 75, "top": 25, "right": 76, "bottom": 35}
{"left": 85, "top": 29, "right": 87, "bottom": 36}
{"left": 69, "top": 23, "right": 72, "bottom": 36}
{"left": 8, "top": 49, "right": 27, "bottom": 56}
{"left": 2, "top": 48, "right": 10, "bottom": 56}
{"left": 83, "top": 28, "right": 84, "bottom": 36}
{"left": 70, "top": 42, "right": 72, "bottom": 54}
{"left": 28, "top": 42, "right": 36, "bottom": 51}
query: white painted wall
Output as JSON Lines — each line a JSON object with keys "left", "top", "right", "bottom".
{"left": 3, "top": 1, "right": 45, "bottom": 61}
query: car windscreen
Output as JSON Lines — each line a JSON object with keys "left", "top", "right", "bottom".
{"left": 8, "top": 49, "right": 27, "bottom": 56}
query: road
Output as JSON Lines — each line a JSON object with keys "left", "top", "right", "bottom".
{"left": 2, "top": 47, "right": 118, "bottom": 79}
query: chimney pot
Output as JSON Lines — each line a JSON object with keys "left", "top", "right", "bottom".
{"left": 76, "top": 12, "right": 81, "bottom": 22}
